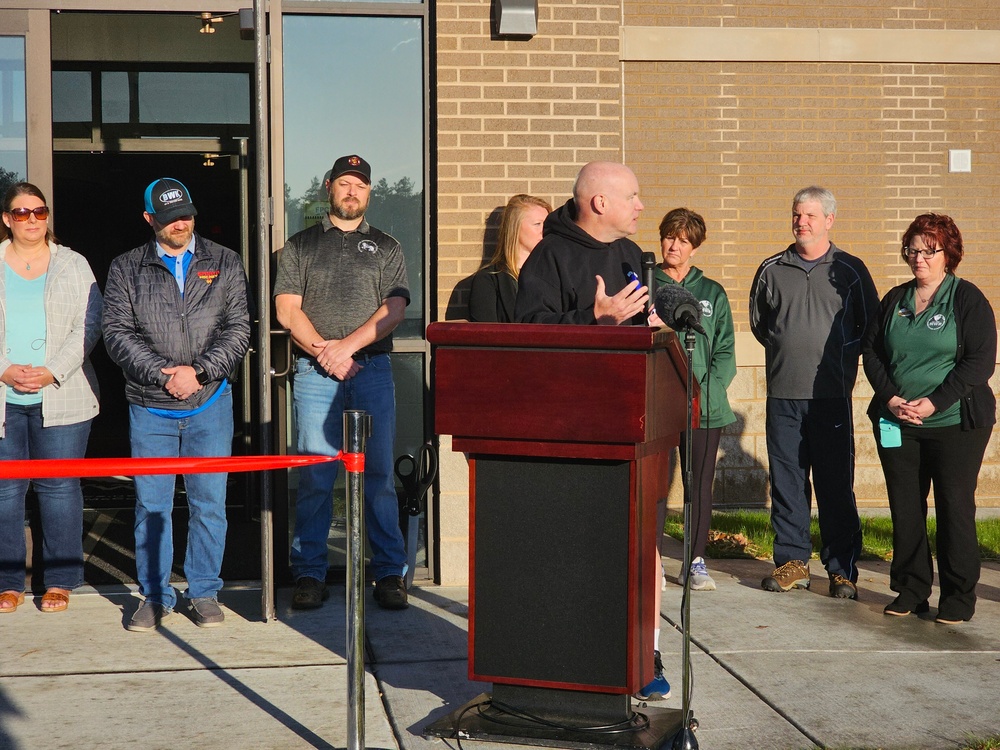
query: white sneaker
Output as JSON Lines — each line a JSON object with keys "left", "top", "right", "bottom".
{"left": 678, "top": 557, "right": 717, "bottom": 591}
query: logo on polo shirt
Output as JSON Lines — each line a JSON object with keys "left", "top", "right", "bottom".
{"left": 358, "top": 239, "right": 377, "bottom": 254}
{"left": 927, "top": 314, "right": 946, "bottom": 331}
{"left": 699, "top": 299, "right": 713, "bottom": 318}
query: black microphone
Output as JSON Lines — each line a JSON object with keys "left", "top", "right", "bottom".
{"left": 654, "top": 284, "right": 706, "bottom": 335}
{"left": 641, "top": 253, "right": 657, "bottom": 312}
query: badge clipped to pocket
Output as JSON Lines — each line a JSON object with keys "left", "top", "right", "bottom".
{"left": 879, "top": 417, "right": 902, "bottom": 448}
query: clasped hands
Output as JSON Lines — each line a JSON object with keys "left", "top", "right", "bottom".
{"left": 1, "top": 363, "right": 55, "bottom": 393}
{"left": 887, "top": 395, "right": 936, "bottom": 426}
{"left": 162, "top": 365, "right": 202, "bottom": 401}
{"left": 312, "top": 339, "right": 363, "bottom": 381}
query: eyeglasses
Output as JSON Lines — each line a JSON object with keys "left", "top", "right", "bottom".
{"left": 903, "top": 246, "right": 943, "bottom": 259}
{"left": 5, "top": 206, "right": 50, "bottom": 222}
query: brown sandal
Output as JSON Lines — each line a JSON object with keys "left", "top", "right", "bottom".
{"left": 41, "top": 588, "right": 70, "bottom": 613}
{"left": 0, "top": 590, "right": 25, "bottom": 613}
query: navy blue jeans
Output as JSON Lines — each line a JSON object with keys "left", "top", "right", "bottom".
{"left": 0, "top": 403, "right": 91, "bottom": 592}
{"left": 766, "top": 397, "right": 862, "bottom": 581}
{"left": 290, "top": 355, "right": 405, "bottom": 583}
{"left": 128, "top": 387, "right": 233, "bottom": 609}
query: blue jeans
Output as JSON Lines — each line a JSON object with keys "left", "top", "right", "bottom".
{"left": 0, "top": 403, "right": 91, "bottom": 592}
{"left": 290, "top": 355, "right": 405, "bottom": 582}
{"left": 129, "top": 386, "right": 233, "bottom": 609}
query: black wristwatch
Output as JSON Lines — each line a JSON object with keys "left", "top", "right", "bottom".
{"left": 195, "top": 367, "right": 210, "bottom": 386}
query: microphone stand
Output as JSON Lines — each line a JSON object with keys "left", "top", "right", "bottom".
{"left": 669, "top": 327, "right": 699, "bottom": 750}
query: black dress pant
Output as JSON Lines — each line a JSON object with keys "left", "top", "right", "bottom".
{"left": 679, "top": 427, "right": 723, "bottom": 560}
{"left": 874, "top": 421, "right": 992, "bottom": 620}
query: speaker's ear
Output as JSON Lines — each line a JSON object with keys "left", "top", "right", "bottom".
{"left": 492, "top": 0, "right": 538, "bottom": 37}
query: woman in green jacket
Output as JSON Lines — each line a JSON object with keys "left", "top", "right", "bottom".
{"left": 655, "top": 208, "right": 736, "bottom": 591}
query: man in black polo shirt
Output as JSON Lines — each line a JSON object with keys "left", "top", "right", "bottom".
{"left": 275, "top": 154, "right": 411, "bottom": 610}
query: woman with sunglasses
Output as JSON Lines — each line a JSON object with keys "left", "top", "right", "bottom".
{"left": 0, "top": 182, "right": 102, "bottom": 614}
{"left": 862, "top": 213, "right": 995, "bottom": 624}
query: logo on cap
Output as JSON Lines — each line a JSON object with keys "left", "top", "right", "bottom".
{"left": 348, "top": 156, "right": 361, "bottom": 167}
{"left": 160, "top": 189, "right": 184, "bottom": 203}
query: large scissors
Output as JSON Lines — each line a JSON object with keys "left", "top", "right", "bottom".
{"left": 394, "top": 442, "right": 438, "bottom": 587}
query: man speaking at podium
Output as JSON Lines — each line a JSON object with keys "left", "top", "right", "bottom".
{"left": 514, "top": 161, "right": 649, "bottom": 326}
{"left": 513, "top": 161, "right": 671, "bottom": 701}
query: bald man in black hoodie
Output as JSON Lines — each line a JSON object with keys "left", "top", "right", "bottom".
{"left": 515, "top": 161, "right": 649, "bottom": 325}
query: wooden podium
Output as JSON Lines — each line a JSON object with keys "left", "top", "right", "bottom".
{"left": 425, "top": 322, "right": 691, "bottom": 749}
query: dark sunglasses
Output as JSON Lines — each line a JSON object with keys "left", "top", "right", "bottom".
{"left": 6, "top": 206, "right": 50, "bottom": 222}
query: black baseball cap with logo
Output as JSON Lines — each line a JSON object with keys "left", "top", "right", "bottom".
{"left": 144, "top": 178, "right": 198, "bottom": 224}
{"left": 329, "top": 154, "right": 371, "bottom": 185}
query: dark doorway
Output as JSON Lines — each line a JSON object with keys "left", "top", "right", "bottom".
{"left": 48, "top": 150, "right": 262, "bottom": 587}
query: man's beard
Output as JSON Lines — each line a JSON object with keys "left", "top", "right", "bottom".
{"left": 155, "top": 223, "right": 194, "bottom": 251}
{"left": 330, "top": 195, "right": 368, "bottom": 221}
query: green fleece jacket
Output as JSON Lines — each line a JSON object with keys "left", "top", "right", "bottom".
{"left": 655, "top": 265, "right": 736, "bottom": 428}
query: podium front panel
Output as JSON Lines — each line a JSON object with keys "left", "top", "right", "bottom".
{"left": 470, "top": 455, "right": 635, "bottom": 692}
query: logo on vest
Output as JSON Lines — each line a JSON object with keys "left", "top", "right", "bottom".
{"left": 358, "top": 239, "right": 377, "bottom": 254}
{"left": 927, "top": 314, "right": 946, "bottom": 331}
{"left": 198, "top": 270, "right": 220, "bottom": 285}
{"left": 699, "top": 299, "right": 713, "bottom": 318}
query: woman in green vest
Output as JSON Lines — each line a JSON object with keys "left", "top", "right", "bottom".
{"left": 655, "top": 208, "right": 736, "bottom": 591}
{"left": 862, "top": 213, "right": 995, "bottom": 624}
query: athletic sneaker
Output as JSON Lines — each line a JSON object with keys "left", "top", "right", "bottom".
{"left": 761, "top": 560, "right": 810, "bottom": 592}
{"left": 634, "top": 650, "right": 671, "bottom": 701}
{"left": 678, "top": 557, "right": 717, "bottom": 591}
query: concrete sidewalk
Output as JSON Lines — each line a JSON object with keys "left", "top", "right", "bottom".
{"left": 2, "top": 539, "right": 1000, "bottom": 750}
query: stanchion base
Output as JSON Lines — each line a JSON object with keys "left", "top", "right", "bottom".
{"left": 424, "top": 693, "right": 684, "bottom": 750}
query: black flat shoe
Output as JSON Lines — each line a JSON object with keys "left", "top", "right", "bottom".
{"left": 883, "top": 598, "right": 930, "bottom": 617}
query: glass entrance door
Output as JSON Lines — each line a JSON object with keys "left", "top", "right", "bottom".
{"left": 47, "top": 10, "right": 262, "bottom": 587}
{"left": 274, "top": 8, "right": 432, "bottom": 581}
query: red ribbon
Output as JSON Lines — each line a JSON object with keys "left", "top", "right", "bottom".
{"left": 340, "top": 452, "right": 365, "bottom": 473}
{"left": 0, "top": 454, "right": 350, "bottom": 480}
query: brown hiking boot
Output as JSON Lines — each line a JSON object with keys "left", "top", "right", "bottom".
{"left": 761, "top": 560, "right": 810, "bottom": 592}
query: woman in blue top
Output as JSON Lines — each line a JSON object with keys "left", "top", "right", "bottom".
{"left": 0, "top": 183, "right": 102, "bottom": 614}
{"left": 862, "top": 213, "right": 995, "bottom": 624}
{"left": 654, "top": 208, "right": 736, "bottom": 591}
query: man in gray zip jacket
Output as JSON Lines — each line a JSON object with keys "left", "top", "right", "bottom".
{"left": 103, "top": 178, "right": 250, "bottom": 632}
{"left": 749, "top": 186, "right": 878, "bottom": 601}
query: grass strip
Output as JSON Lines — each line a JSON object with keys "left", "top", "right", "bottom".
{"left": 664, "top": 510, "right": 1000, "bottom": 561}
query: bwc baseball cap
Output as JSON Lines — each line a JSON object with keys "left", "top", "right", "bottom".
{"left": 329, "top": 154, "right": 371, "bottom": 185}
{"left": 144, "top": 178, "right": 198, "bottom": 224}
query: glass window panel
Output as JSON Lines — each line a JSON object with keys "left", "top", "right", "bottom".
{"left": 52, "top": 71, "right": 93, "bottom": 123}
{"left": 138, "top": 72, "right": 250, "bottom": 125}
{"left": 101, "top": 71, "right": 129, "bottom": 123}
{"left": 282, "top": 16, "right": 424, "bottom": 337}
{"left": 0, "top": 36, "right": 27, "bottom": 188}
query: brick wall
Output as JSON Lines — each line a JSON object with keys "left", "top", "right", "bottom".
{"left": 625, "top": 58, "right": 1000, "bottom": 511}
{"left": 435, "top": 0, "right": 625, "bottom": 323}
{"left": 627, "top": 61, "right": 1000, "bottom": 330}
{"left": 626, "top": 0, "right": 1000, "bottom": 30}
{"left": 432, "top": 1, "right": 1000, "bottom": 582}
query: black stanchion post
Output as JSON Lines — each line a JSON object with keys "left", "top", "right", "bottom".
{"left": 344, "top": 409, "right": 371, "bottom": 750}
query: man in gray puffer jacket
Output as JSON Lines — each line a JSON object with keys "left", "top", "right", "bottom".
{"left": 103, "top": 178, "right": 250, "bottom": 633}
